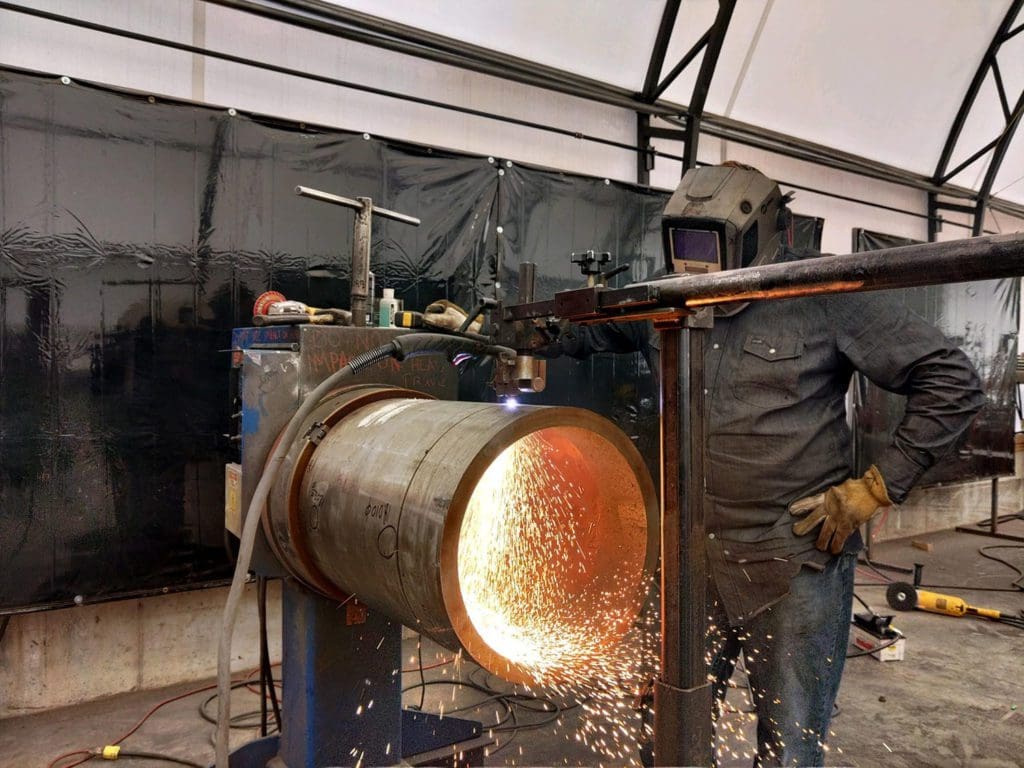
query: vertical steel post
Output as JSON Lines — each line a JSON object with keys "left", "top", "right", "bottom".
{"left": 637, "top": 113, "right": 653, "bottom": 186}
{"left": 518, "top": 262, "right": 536, "bottom": 303}
{"left": 280, "top": 582, "right": 402, "bottom": 768}
{"left": 990, "top": 476, "right": 1000, "bottom": 534}
{"left": 351, "top": 197, "right": 373, "bottom": 327}
{"left": 654, "top": 318, "right": 712, "bottom": 766}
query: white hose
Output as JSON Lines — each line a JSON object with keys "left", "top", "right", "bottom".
{"left": 214, "top": 334, "right": 510, "bottom": 766}
{"left": 214, "top": 342, "right": 397, "bottom": 767}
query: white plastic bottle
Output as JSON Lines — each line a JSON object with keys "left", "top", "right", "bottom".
{"left": 378, "top": 288, "right": 400, "bottom": 328}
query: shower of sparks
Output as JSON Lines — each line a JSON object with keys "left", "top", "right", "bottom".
{"left": 459, "top": 430, "right": 646, "bottom": 683}
{"left": 427, "top": 423, "right": 819, "bottom": 764}
{"left": 456, "top": 429, "right": 658, "bottom": 763}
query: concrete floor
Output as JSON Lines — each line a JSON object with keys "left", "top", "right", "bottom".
{"left": 3, "top": 526, "right": 1023, "bottom": 768}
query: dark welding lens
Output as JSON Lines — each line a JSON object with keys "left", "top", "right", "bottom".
{"left": 671, "top": 228, "right": 720, "bottom": 265}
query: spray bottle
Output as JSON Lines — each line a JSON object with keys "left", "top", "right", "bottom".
{"left": 378, "top": 288, "right": 400, "bottom": 328}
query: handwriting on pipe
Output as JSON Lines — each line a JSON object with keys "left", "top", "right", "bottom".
{"left": 303, "top": 330, "right": 453, "bottom": 392}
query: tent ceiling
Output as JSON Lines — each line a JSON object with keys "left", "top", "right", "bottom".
{"left": 328, "top": 0, "right": 1023, "bottom": 207}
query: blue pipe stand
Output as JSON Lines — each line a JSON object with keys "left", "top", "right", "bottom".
{"left": 227, "top": 581, "right": 487, "bottom": 768}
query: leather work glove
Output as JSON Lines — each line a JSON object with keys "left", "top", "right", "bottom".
{"left": 423, "top": 300, "right": 483, "bottom": 334}
{"left": 789, "top": 465, "right": 892, "bottom": 554}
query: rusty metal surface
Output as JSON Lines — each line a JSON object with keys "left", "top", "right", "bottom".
{"left": 295, "top": 325, "right": 459, "bottom": 399}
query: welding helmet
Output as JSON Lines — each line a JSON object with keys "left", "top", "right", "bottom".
{"left": 661, "top": 163, "right": 792, "bottom": 315}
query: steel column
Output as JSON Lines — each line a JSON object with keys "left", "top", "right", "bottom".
{"left": 681, "top": 0, "right": 736, "bottom": 170}
{"left": 973, "top": 90, "right": 1024, "bottom": 235}
{"left": 280, "top": 581, "right": 402, "bottom": 768}
{"left": 637, "top": 113, "right": 653, "bottom": 185}
{"left": 641, "top": 0, "right": 683, "bottom": 101}
{"left": 653, "top": 318, "right": 712, "bottom": 767}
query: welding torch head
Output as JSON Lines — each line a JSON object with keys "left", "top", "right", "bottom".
{"left": 490, "top": 316, "right": 559, "bottom": 398}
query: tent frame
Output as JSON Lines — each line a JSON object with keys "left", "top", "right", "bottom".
{"left": 930, "top": 0, "right": 1024, "bottom": 239}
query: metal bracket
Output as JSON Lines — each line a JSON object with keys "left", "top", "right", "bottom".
{"left": 304, "top": 420, "right": 329, "bottom": 446}
{"left": 653, "top": 306, "right": 713, "bottom": 332}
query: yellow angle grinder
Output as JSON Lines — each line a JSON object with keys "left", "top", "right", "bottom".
{"left": 886, "top": 582, "right": 1024, "bottom": 629}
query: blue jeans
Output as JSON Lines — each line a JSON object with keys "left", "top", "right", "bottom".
{"left": 709, "top": 553, "right": 856, "bottom": 767}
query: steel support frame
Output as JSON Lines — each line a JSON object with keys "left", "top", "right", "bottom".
{"left": 679, "top": 0, "right": 736, "bottom": 172}
{"left": 636, "top": 0, "right": 736, "bottom": 183}
{"left": 931, "top": 0, "right": 1024, "bottom": 240}
{"left": 653, "top": 312, "right": 713, "bottom": 767}
{"left": 636, "top": 0, "right": 682, "bottom": 185}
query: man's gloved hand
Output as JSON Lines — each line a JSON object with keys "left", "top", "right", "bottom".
{"left": 531, "top": 319, "right": 574, "bottom": 358}
{"left": 789, "top": 465, "right": 892, "bottom": 554}
{"left": 423, "top": 300, "right": 482, "bottom": 334}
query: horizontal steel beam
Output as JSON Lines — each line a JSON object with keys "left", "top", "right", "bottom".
{"left": 505, "top": 233, "right": 1024, "bottom": 322}
{"left": 655, "top": 232, "right": 1024, "bottom": 309}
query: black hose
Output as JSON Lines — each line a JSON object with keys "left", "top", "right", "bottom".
{"left": 256, "top": 577, "right": 281, "bottom": 735}
{"left": 846, "top": 636, "right": 901, "bottom": 659}
{"left": 979, "top": 545, "right": 1024, "bottom": 590}
{"left": 347, "top": 341, "right": 400, "bottom": 372}
{"left": 110, "top": 751, "right": 204, "bottom": 768}
{"left": 200, "top": 681, "right": 283, "bottom": 729}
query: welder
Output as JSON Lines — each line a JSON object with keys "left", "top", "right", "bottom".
{"left": 538, "top": 163, "right": 986, "bottom": 766}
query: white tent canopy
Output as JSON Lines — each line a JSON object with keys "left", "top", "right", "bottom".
{"left": 330, "top": 0, "right": 1024, "bottom": 206}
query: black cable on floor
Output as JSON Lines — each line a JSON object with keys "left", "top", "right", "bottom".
{"left": 846, "top": 636, "right": 902, "bottom": 659}
{"left": 413, "top": 634, "right": 426, "bottom": 711}
{"left": 979, "top": 545, "right": 1024, "bottom": 590}
{"left": 108, "top": 751, "right": 204, "bottom": 768}
{"left": 198, "top": 681, "right": 282, "bottom": 731}
{"left": 858, "top": 582, "right": 1024, "bottom": 592}
{"left": 853, "top": 592, "right": 873, "bottom": 612}
{"left": 256, "top": 577, "right": 282, "bottom": 733}
{"left": 257, "top": 578, "right": 268, "bottom": 737}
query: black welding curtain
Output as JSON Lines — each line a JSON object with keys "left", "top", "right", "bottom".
{"left": 0, "top": 70, "right": 667, "bottom": 610}
{"left": 851, "top": 228, "right": 1017, "bottom": 484}
{"left": 2, "top": 68, "right": 1016, "bottom": 610}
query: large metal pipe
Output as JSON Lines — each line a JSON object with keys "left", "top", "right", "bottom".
{"left": 263, "top": 385, "right": 659, "bottom": 685}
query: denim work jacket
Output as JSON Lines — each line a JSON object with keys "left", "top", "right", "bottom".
{"left": 553, "top": 281, "right": 985, "bottom": 624}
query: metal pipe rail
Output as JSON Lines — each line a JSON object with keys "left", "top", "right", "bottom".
{"left": 504, "top": 232, "right": 1024, "bottom": 323}
{"left": 294, "top": 185, "right": 422, "bottom": 226}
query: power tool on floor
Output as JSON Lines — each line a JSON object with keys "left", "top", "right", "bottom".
{"left": 886, "top": 582, "right": 1024, "bottom": 629}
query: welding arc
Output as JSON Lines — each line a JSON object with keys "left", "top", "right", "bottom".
{"left": 215, "top": 334, "right": 513, "bottom": 768}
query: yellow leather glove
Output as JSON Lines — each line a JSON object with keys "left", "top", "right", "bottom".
{"left": 423, "top": 300, "right": 483, "bottom": 334}
{"left": 789, "top": 465, "right": 892, "bottom": 554}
